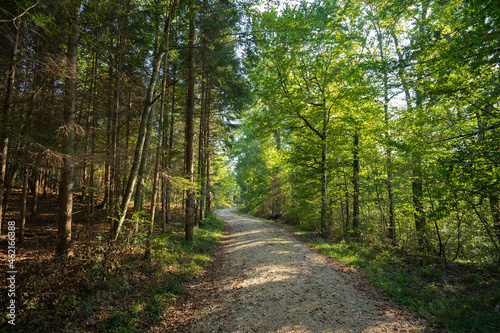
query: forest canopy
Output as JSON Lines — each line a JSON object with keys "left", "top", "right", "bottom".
{"left": 233, "top": 0, "right": 500, "bottom": 265}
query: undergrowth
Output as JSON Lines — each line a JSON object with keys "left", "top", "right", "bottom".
{"left": 2, "top": 212, "right": 224, "bottom": 332}
{"left": 308, "top": 238, "right": 500, "bottom": 333}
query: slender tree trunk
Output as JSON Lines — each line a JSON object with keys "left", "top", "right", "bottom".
{"left": 105, "top": 66, "right": 114, "bottom": 224}
{"left": 146, "top": 5, "right": 176, "bottom": 256}
{"left": 391, "top": 14, "right": 427, "bottom": 250}
{"left": 19, "top": 168, "right": 28, "bottom": 243}
{"left": 320, "top": 105, "right": 328, "bottom": 232}
{"left": 184, "top": 6, "right": 196, "bottom": 243}
{"left": 131, "top": 71, "right": 158, "bottom": 237}
{"left": 272, "top": 129, "right": 281, "bottom": 217}
{"left": 0, "top": 21, "right": 19, "bottom": 234}
{"left": 109, "top": 43, "right": 123, "bottom": 230}
{"left": 113, "top": 28, "right": 164, "bottom": 241}
{"left": 352, "top": 129, "right": 360, "bottom": 238}
{"left": 205, "top": 116, "right": 211, "bottom": 215}
{"left": 146, "top": 110, "right": 162, "bottom": 257}
{"left": 31, "top": 167, "right": 40, "bottom": 218}
{"left": 163, "top": 71, "right": 177, "bottom": 229}
{"left": 124, "top": 92, "right": 132, "bottom": 198}
{"left": 197, "top": 73, "right": 207, "bottom": 226}
{"left": 88, "top": 49, "right": 98, "bottom": 214}
{"left": 373, "top": 17, "right": 396, "bottom": 241}
{"left": 489, "top": 194, "right": 500, "bottom": 246}
{"left": 57, "top": 4, "right": 80, "bottom": 257}
{"left": 2, "top": 164, "right": 16, "bottom": 221}
{"left": 386, "top": 130, "right": 395, "bottom": 240}
{"left": 90, "top": 77, "right": 97, "bottom": 214}
{"left": 343, "top": 167, "right": 350, "bottom": 236}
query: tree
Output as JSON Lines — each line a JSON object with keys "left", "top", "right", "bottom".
{"left": 57, "top": 1, "right": 80, "bottom": 257}
{"left": 184, "top": 1, "right": 196, "bottom": 243}
{"left": 0, "top": 12, "right": 19, "bottom": 233}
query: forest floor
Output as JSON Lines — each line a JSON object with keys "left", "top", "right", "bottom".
{"left": 0, "top": 189, "right": 223, "bottom": 332}
{"left": 2, "top": 191, "right": 497, "bottom": 332}
{"left": 165, "top": 208, "right": 431, "bottom": 333}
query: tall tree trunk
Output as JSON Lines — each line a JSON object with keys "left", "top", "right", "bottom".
{"left": 320, "top": 105, "right": 328, "bottom": 232}
{"left": 343, "top": 166, "right": 350, "bottom": 236}
{"left": 31, "top": 167, "right": 40, "bottom": 219}
{"left": 385, "top": 122, "right": 395, "bottom": 240}
{"left": 19, "top": 168, "right": 28, "bottom": 243}
{"left": 352, "top": 129, "right": 360, "bottom": 238}
{"left": 87, "top": 49, "right": 98, "bottom": 214}
{"left": 184, "top": 6, "right": 196, "bottom": 243}
{"left": 131, "top": 63, "right": 159, "bottom": 237}
{"left": 57, "top": 4, "right": 80, "bottom": 257}
{"left": 205, "top": 112, "right": 211, "bottom": 215}
{"left": 163, "top": 70, "right": 177, "bottom": 230}
{"left": 113, "top": 28, "right": 164, "bottom": 241}
{"left": 105, "top": 66, "right": 114, "bottom": 224}
{"left": 197, "top": 72, "right": 207, "bottom": 225}
{"left": 391, "top": 12, "right": 427, "bottom": 250}
{"left": 0, "top": 21, "right": 19, "bottom": 234}
{"left": 146, "top": 4, "right": 176, "bottom": 256}
{"left": 272, "top": 129, "right": 281, "bottom": 217}
{"left": 145, "top": 106, "right": 163, "bottom": 258}
{"left": 109, "top": 30, "right": 124, "bottom": 230}
{"left": 373, "top": 16, "right": 396, "bottom": 241}
{"left": 413, "top": 6, "right": 428, "bottom": 251}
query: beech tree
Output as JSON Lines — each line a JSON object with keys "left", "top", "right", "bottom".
{"left": 234, "top": 0, "right": 499, "bottom": 263}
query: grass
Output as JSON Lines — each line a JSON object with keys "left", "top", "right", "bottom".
{"left": 4, "top": 212, "right": 225, "bottom": 332}
{"left": 238, "top": 209, "right": 500, "bottom": 333}
{"left": 309, "top": 237, "right": 500, "bottom": 333}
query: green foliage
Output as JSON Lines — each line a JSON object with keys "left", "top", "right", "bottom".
{"left": 211, "top": 154, "right": 239, "bottom": 209}
{"left": 234, "top": 0, "right": 500, "bottom": 266}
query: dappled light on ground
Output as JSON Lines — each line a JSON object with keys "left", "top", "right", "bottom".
{"left": 183, "top": 209, "right": 428, "bottom": 333}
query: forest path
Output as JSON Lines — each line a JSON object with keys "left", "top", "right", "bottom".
{"left": 172, "top": 208, "right": 428, "bottom": 333}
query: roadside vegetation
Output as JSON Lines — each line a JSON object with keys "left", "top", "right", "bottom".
{"left": 1, "top": 210, "right": 224, "bottom": 332}
{"left": 309, "top": 237, "right": 500, "bottom": 333}
{"left": 240, "top": 209, "right": 500, "bottom": 333}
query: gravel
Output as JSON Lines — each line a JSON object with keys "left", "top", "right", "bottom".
{"left": 178, "top": 208, "right": 429, "bottom": 333}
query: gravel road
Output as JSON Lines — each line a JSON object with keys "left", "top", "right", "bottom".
{"left": 171, "top": 208, "right": 429, "bottom": 333}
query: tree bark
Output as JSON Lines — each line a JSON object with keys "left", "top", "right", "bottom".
{"left": 19, "top": 168, "right": 28, "bottom": 243}
{"left": 113, "top": 25, "right": 164, "bottom": 241}
{"left": 184, "top": 5, "right": 196, "bottom": 243}
{"left": 413, "top": 6, "right": 427, "bottom": 251}
{"left": 31, "top": 167, "right": 40, "bottom": 218}
{"left": 163, "top": 69, "right": 177, "bottom": 230}
{"left": 391, "top": 12, "right": 427, "bottom": 250}
{"left": 373, "top": 15, "right": 396, "bottom": 241}
{"left": 320, "top": 104, "right": 328, "bottom": 232}
{"left": 352, "top": 129, "right": 360, "bottom": 238}
{"left": 0, "top": 20, "right": 19, "bottom": 234}
{"left": 57, "top": 3, "right": 80, "bottom": 257}
{"left": 146, "top": 3, "right": 176, "bottom": 257}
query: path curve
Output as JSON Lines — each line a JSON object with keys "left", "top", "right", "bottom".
{"left": 184, "top": 208, "right": 428, "bottom": 332}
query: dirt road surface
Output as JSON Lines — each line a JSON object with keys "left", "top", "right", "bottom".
{"left": 168, "top": 208, "right": 429, "bottom": 333}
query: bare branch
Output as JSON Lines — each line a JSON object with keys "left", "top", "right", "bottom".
{"left": 0, "top": 1, "right": 39, "bottom": 23}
